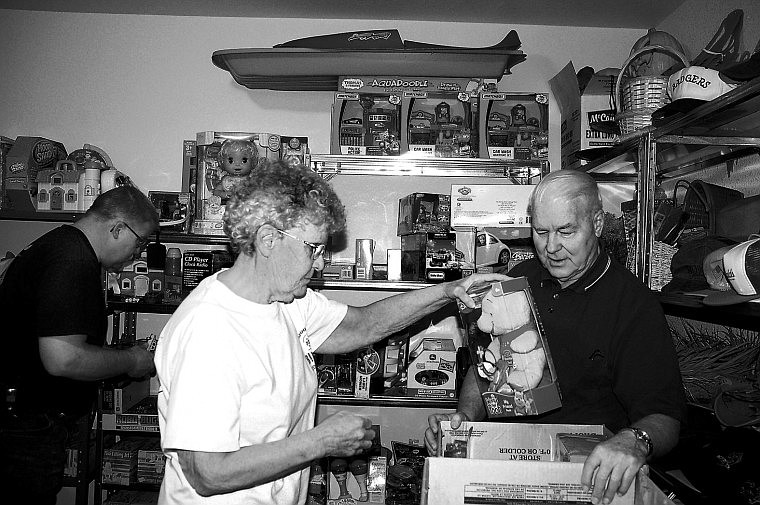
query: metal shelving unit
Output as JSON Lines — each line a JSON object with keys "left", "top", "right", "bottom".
{"left": 580, "top": 76, "right": 760, "bottom": 329}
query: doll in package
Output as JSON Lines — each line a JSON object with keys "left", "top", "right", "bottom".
{"left": 458, "top": 277, "right": 561, "bottom": 418}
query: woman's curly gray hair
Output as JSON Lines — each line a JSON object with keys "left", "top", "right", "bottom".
{"left": 223, "top": 160, "right": 346, "bottom": 256}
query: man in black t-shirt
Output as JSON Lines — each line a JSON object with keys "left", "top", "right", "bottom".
{"left": 425, "top": 170, "right": 686, "bottom": 505}
{"left": 0, "top": 185, "right": 159, "bottom": 504}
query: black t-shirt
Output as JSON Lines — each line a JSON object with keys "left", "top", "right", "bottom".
{"left": 504, "top": 250, "right": 687, "bottom": 431}
{"left": 0, "top": 225, "right": 106, "bottom": 416}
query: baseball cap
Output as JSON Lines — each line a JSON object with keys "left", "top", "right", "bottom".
{"left": 703, "top": 238, "right": 760, "bottom": 305}
{"left": 652, "top": 66, "right": 738, "bottom": 123}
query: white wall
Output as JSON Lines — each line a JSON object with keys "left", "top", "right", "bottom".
{"left": 0, "top": 9, "right": 643, "bottom": 193}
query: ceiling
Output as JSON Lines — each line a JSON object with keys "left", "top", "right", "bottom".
{"left": 2, "top": 0, "right": 686, "bottom": 29}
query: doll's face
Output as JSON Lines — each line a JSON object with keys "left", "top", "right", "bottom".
{"left": 219, "top": 141, "right": 257, "bottom": 176}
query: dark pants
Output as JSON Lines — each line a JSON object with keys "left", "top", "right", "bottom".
{"left": 0, "top": 412, "right": 73, "bottom": 505}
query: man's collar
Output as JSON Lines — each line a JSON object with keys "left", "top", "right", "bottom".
{"left": 539, "top": 245, "right": 612, "bottom": 293}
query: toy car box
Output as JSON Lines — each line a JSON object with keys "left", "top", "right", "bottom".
{"left": 479, "top": 92, "right": 549, "bottom": 160}
{"left": 330, "top": 89, "right": 401, "bottom": 156}
{"left": 403, "top": 88, "right": 478, "bottom": 158}
{"left": 549, "top": 62, "right": 619, "bottom": 169}
{"left": 458, "top": 277, "right": 561, "bottom": 418}
{"left": 194, "top": 131, "right": 281, "bottom": 223}
{"left": 401, "top": 231, "right": 461, "bottom": 282}
{"left": 397, "top": 192, "right": 451, "bottom": 235}
{"left": 405, "top": 338, "right": 457, "bottom": 399}
{"left": 451, "top": 183, "right": 533, "bottom": 228}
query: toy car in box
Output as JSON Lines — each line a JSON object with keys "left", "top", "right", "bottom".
{"left": 403, "top": 93, "right": 477, "bottom": 158}
{"left": 331, "top": 92, "right": 401, "bottom": 156}
{"left": 479, "top": 92, "right": 549, "bottom": 160}
{"left": 458, "top": 277, "right": 561, "bottom": 418}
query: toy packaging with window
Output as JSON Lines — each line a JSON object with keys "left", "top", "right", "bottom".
{"left": 331, "top": 79, "right": 402, "bottom": 155}
{"left": 479, "top": 92, "right": 549, "bottom": 160}
{"left": 194, "top": 131, "right": 281, "bottom": 229}
{"left": 397, "top": 192, "right": 451, "bottom": 235}
{"left": 401, "top": 232, "right": 461, "bottom": 282}
{"left": 458, "top": 277, "right": 561, "bottom": 418}
{"left": 404, "top": 338, "right": 457, "bottom": 399}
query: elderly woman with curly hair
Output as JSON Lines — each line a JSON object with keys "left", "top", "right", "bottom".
{"left": 154, "top": 160, "right": 507, "bottom": 505}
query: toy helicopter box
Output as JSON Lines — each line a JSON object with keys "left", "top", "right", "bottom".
{"left": 194, "top": 131, "right": 281, "bottom": 223}
{"left": 458, "top": 277, "right": 561, "bottom": 418}
{"left": 549, "top": 62, "right": 619, "bottom": 169}
{"left": 479, "top": 92, "right": 549, "bottom": 161}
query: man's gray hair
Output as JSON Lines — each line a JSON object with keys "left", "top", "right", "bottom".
{"left": 528, "top": 170, "right": 603, "bottom": 218}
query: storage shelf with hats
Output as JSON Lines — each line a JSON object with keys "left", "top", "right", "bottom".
{"left": 578, "top": 74, "right": 760, "bottom": 329}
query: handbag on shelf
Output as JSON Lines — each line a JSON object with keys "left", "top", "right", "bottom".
{"left": 674, "top": 179, "right": 744, "bottom": 234}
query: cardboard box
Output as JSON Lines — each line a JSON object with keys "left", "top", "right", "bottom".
{"left": 458, "top": 277, "right": 561, "bottom": 418}
{"left": 148, "top": 191, "right": 192, "bottom": 233}
{"left": 280, "top": 135, "right": 310, "bottom": 167}
{"left": 403, "top": 91, "right": 477, "bottom": 158}
{"left": 549, "top": 62, "right": 619, "bottom": 170}
{"left": 397, "top": 192, "right": 451, "bottom": 235}
{"left": 479, "top": 92, "right": 549, "bottom": 160}
{"left": 405, "top": 338, "right": 457, "bottom": 399}
{"left": 437, "top": 421, "right": 607, "bottom": 460}
{"left": 423, "top": 421, "right": 675, "bottom": 505}
{"left": 451, "top": 184, "right": 533, "bottom": 228}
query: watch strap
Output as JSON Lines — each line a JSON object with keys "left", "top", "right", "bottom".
{"left": 620, "top": 427, "right": 653, "bottom": 457}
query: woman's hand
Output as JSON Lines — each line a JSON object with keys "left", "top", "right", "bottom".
{"left": 314, "top": 411, "right": 376, "bottom": 458}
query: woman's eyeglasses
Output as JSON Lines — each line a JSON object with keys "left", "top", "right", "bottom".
{"left": 277, "top": 229, "right": 326, "bottom": 260}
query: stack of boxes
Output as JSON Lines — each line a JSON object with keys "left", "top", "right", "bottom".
{"left": 102, "top": 438, "right": 156, "bottom": 486}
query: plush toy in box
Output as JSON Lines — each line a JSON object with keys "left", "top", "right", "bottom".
{"left": 458, "top": 277, "right": 561, "bottom": 418}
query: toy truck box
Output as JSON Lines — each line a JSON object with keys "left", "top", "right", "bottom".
{"left": 549, "top": 62, "right": 619, "bottom": 169}
{"left": 397, "top": 192, "right": 451, "bottom": 235}
{"left": 458, "top": 277, "right": 561, "bottom": 418}
{"left": 401, "top": 231, "right": 462, "bottom": 283}
{"left": 479, "top": 92, "right": 549, "bottom": 160}
{"left": 194, "top": 131, "right": 281, "bottom": 224}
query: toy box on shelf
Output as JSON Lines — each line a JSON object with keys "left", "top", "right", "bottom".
{"left": 193, "top": 131, "right": 281, "bottom": 234}
{"left": 405, "top": 338, "right": 457, "bottom": 399}
{"left": 401, "top": 77, "right": 489, "bottom": 158}
{"left": 2, "top": 136, "right": 67, "bottom": 212}
{"left": 479, "top": 92, "right": 549, "bottom": 160}
{"left": 549, "top": 62, "right": 619, "bottom": 169}
{"left": 458, "top": 277, "right": 561, "bottom": 418}
{"left": 331, "top": 79, "right": 402, "bottom": 156}
{"left": 450, "top": 183, "right": 533, "bottom": 229}
{"left": 401, "top": 231, "right": 462, "bottom": 283}
{"left": 325, "top": 425, "right": 384, "bottom": 505}
{"left": 397, "top": 192, "right": 451, "bottom": 236}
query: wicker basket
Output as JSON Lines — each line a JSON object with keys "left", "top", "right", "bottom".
{"left": 674, "top": 179, "right": 744, "bottom": 233}
{"left": 615, "top": 45, "right": 689, "bottom": 138}
{"left": 650, "top": 241, "right": 678, "bottom": 291}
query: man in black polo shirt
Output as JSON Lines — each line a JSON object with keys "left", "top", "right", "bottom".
{"left": 426, "top": 170, "right": 686, "bottom": 505}
{"left": 0, "top": 186, "right": 159, "bottom": 504}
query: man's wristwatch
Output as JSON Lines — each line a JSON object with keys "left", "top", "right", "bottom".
{"left": 620, "top": 427, "right": 653, "bottom": 457}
